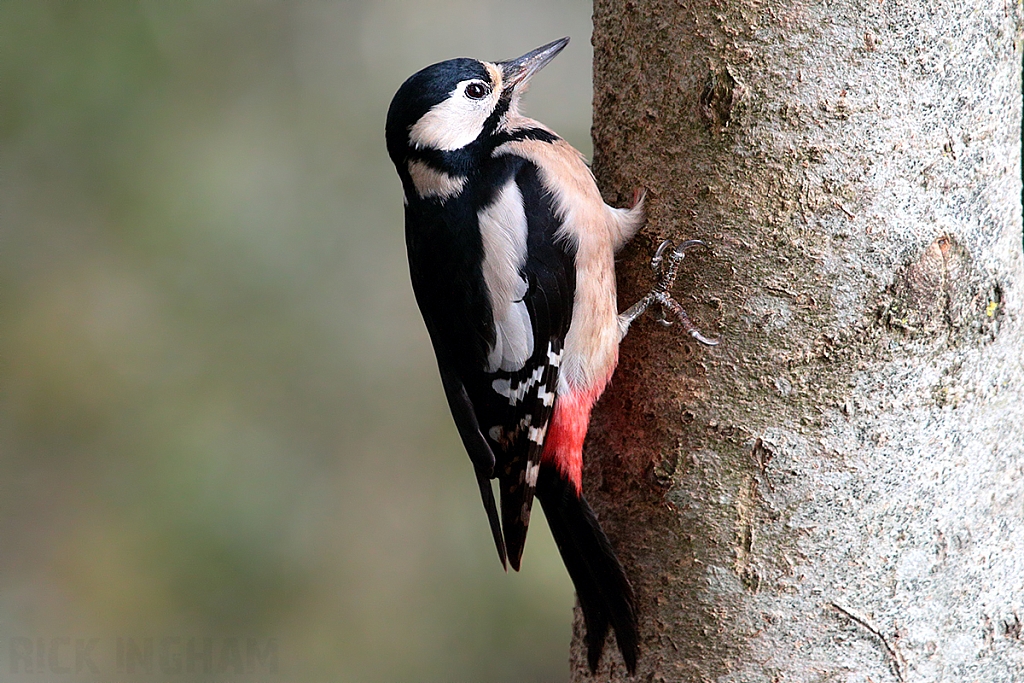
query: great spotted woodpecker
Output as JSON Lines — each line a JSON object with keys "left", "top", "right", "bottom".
{"left": 385, "top": 37, "right": 715, "bottom": 674}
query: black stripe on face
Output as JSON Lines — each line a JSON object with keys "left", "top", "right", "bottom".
{"left": 494, "top": 127, "right": 560, "bottom": 145}
{"left": 483, "top": 94, "right": 513, "bottom": 138}
{"left": 404, "top": 145, "right": 478, "bottom": 178}
{"left": 400, "top": 126, "right": 558, "bottom": 182}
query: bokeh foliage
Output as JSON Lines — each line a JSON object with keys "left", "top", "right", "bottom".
{"left": 1, "top": 1, "right": 594, "bottom": 680}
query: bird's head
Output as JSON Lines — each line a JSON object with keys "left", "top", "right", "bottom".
{"left": 386, "top": 37, "right": 569, "bottom": 163}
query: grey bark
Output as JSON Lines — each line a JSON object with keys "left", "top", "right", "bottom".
{"left": 578, "top": 0, "right": 1024, "bottom": 680}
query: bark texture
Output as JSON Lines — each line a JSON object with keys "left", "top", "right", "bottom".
{"left": 579, "top": 0, "right": 1024, "bottom": 680}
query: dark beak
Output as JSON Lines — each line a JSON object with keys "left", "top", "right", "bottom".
{"left": 498, "top": 37, "right": 569, "bottom": 90}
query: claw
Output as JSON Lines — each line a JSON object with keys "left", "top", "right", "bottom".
{"left": 652, "top": 239, "right": 672, "bottom": 272}
{"left": 672, "top": 239, "right": 706, "bottom": 258}
{"left": 660, "top": 292, "right": 720, "bottom": 346}
{"left": 617, "top": 237, "right": 719, "bottom": 346}
{"left": 689, "top": 328, "right": 720, "bottom": 346}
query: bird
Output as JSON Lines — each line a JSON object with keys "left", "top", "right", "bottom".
{"left": 385, "top": 37, "right": 716, "bottom": 675}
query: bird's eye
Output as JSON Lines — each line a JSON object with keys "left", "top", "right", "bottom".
{"left": 465, "top": 82, "right": 489, "bottom": 100}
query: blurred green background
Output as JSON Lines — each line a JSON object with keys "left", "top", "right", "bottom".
{"left": 1, "top": 2, "right": 595, "bottom": 681}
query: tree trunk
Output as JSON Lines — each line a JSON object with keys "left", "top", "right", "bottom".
{"left": 580, "top": 0, "right": 1024, "bottom": 680}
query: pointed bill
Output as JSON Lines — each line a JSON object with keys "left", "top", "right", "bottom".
{"left": 498, "top": 37, "right": 570, "bottom": 90}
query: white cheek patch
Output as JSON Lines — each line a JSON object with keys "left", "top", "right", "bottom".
{"left": 408, "top": 81, "right": 501, "bottom": 151}
{"left": 406, "top": 160, "right": 466, "bottom": 201}
{"left": 479, "top": 180, "right": 533, "bottom": 372}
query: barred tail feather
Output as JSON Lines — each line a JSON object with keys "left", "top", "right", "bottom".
{"left": 499, "top": 451, "right": 535, "bottom": 571}
{"left": 536, "top": 464, "right": 638, "bottom": 674}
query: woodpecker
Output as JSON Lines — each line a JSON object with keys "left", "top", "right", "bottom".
{"left": 386, "top": 37, "right": 715, "bottom": 675}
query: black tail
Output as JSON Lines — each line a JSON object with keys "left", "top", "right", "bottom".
{"left": 476, "top": 470, "right": 507, "bottom": 570}
{"left": 498, "top": 447, "right": 536, "bottom": 571}
{"left": 536, "top": 464, "right": 638, "bottom": 674}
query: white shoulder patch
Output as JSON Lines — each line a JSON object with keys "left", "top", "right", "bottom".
{"left": 479, "top": 180, "right": 533, "bottom": 372}
{"left": 406, "top": 160, "right": 466, "bottom": 201}
{"left": 491, "top": 136, "right": 631, "bottom": 390}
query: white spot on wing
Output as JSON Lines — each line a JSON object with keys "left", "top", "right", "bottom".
{"left": 491, "top": 378, "right": 513, "bottom": 398}
{"left": 527, "top": 423, "right": 548, "bottom": 444}
{"left": 491, "top": 365, "right": 544, "bottom": 404}
{"left": 525, "top": 462, "right": 540, "bottom": 487}
{"left": 407, "top": 160, "right": 466, "bottom": 201}
{"left": 480, "top": 180, "right": 533, "bottom": 372}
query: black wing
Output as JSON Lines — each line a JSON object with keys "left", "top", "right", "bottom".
{"left": 404, "top": 179, "right": 508, "bottom": 566}
{"left": 405, "top": 152, "right": 575, "bottom": 570}
{"left": 471, "top": 159, "right": 576, "bottom": 570}
{"left": 403, "top": 141, "right": 637, "bottom": 672}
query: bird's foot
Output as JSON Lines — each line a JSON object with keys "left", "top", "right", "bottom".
{"left": 618, "top": 239, "right": 719, "bottom": 345}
